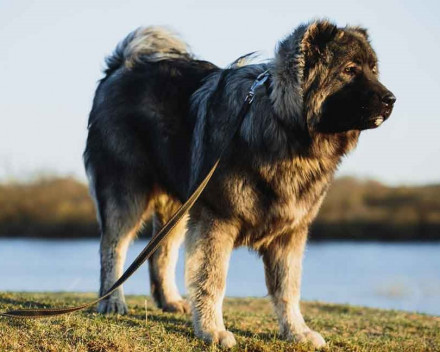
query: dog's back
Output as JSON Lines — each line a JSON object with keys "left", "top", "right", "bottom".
{"left": 86, "top": 27, "right": 217, "bottom": 200}
{"left": 84, "top": 27, "right": 217, "bottom": 314}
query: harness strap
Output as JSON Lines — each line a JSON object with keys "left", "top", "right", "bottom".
{"left": 0, "top": 70, "right": 270, "bottom": 319}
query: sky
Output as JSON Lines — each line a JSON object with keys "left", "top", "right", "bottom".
{"left": 0, "top": 0, "right": 439, "bottom": 185}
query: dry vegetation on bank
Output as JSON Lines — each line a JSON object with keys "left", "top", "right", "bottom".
{"left": 0, "top": 176, "right": 439, "bottom": 240}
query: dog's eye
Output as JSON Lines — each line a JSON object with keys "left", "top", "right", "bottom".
{"left": 344, "top": 66, "right": 357, "bottom": 76}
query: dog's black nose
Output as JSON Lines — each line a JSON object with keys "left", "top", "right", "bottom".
{"left": 382, "top": 92, "right": 396, "bottom": 106}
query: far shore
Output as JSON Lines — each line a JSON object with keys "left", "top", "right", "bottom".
{"left": 1, "top": 175, "right": 440, "bottom": 241}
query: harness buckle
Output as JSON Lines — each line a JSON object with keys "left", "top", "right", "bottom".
{"left": 246, "top": 70, "right": 270, "bottom": 104}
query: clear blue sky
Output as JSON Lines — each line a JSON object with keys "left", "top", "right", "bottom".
{"left": 0, "top": 0, "right": 439, "bottom": 185}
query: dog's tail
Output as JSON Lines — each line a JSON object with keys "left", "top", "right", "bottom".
{"left": 104, "top": 26, "right": 192, "bottom": 74}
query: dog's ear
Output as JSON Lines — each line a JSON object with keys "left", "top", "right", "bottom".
{"left": 270, "top": 20, "right": 338, "bottom": 132}
{"left": 301, "top": 20, "right": 338, "bottom": 61}
{"left": 350, "top": 26, "right": 370, "bottom": 41}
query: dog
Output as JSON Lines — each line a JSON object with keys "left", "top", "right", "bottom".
{"left": 84, "top": 20, "right": 395, "bottom": 348}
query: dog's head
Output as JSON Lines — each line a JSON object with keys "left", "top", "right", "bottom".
{"left": 271, "top": 20, "right": 396, "bottom": 134}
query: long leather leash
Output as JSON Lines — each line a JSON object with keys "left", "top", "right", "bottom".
{"left": 0, "top": 70, "right": 270, "bottom": 319}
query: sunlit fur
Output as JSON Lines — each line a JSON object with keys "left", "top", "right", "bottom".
{"left": 84, "top": 20, "right": 395, "bottom": 349}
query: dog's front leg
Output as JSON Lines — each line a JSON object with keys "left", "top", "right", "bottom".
{"left": 185, "top": 210, "right": 237, "bottom": 348}
{"left": 261, "top": 229, "right": 326, "bottom": 349}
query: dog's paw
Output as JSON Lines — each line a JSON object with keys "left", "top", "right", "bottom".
{"left": 290, "top": 330, "right": 326, "bottom": 349}
{"left": 97, "top": 297, "right": 128, "bottom": 315}
{"left": 162, "top": 299, "right": 191, "bottom": 314}
{"left": 198, "top": 329, "right": 237, "bottom": 349}
{"left": 216, "top": 330, "right": 237, "bottom": 349}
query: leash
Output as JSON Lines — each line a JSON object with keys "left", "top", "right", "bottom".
{"left": 0, "top": 69, "right": 270, "bottom": 319}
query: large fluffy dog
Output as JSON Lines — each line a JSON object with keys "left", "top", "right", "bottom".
{"left": 84, "top": 20, "right": 395, "bottom": 348}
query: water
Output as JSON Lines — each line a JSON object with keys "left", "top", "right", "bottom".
{"left": 0, "top": 239, "right": 439, "bottom": 315}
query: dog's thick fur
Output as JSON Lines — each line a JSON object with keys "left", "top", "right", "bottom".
{"left": 84, "top": 22, "right": 395, "bottom": 348}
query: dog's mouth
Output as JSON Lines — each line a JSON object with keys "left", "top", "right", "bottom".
{"left": 382, "top": 105, "right": 393, "bottom": 119}
{"left": 365, "top": 105, "right": 393, "bottom": 129}
{"left": 372, "top": 115, "right": 384, "bottom": 127}
{"left": 365, "top": 115, "right": 386, "bottom": 129}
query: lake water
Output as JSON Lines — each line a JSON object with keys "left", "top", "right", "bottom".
{"left": 0, "top": 239, "right": 439, "bottom": 316}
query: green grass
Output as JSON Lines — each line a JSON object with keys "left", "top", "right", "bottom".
{"left": 0, "top": 292, "right": 439, "bottom": 351}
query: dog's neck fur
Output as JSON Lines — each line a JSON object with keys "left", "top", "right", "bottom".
{"left": 252, "top": 84, "right": 361, "bottom": 228}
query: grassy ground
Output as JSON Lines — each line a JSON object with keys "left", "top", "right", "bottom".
{"left": 0, "top": 292, "right": 439, "bottom": 352}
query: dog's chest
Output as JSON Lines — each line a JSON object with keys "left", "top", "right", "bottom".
{"left": 223, "top": 157, "right": 334, "bottom": 239}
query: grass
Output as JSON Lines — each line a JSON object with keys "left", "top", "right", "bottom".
{"left": 0, "top": 292, "right": 439, "bottom": 351}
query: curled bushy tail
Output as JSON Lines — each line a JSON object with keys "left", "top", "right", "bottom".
{"left": 104, "top": 26, "right": 192, "bottom": 74}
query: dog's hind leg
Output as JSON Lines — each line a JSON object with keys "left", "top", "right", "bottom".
{"left": 148, "top": 194, "right": 189, "bottom": 313}
{"left": 260, "top": 229, "right": 326, "bottom": 349}
{"left": 91, "top": 175, "right": 152, "bottom": 315}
